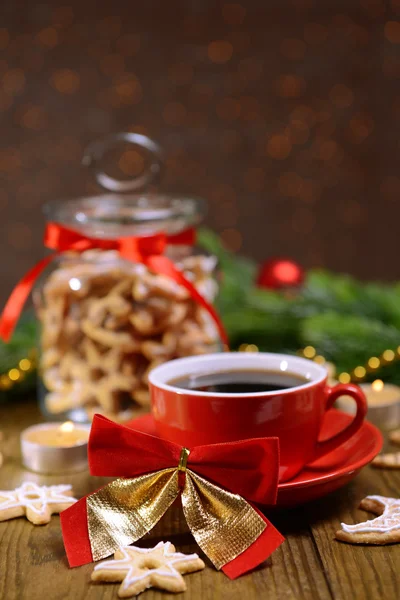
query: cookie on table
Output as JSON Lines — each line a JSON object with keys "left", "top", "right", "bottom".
{"left": 91, "top": 541, "right": 205, "bottom": 598}
{"left": 389, "top": 429, "right": 400, "bottom": 445}
{"left": 372, "top": 452, "right": 400, "bottom": 469}
{"left": 336, "top": 495, "right": 400, "bottom": 544}
{"left": 372, "top": 428, "right": 400, "bottom": 469}
{"left": 0, "top": 482, "right": 77, "bottom": 525}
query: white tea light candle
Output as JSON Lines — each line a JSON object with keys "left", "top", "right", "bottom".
{"left": 21, "top": 422, "right": 90, "bottom": 474}
{"left": 361, "top": 379, "right": 400, "bottom": 405}
{"left": 337, "top": 380, "right": 400, "bottom": 430}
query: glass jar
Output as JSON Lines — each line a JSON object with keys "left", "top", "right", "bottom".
{"left": 33, "top": 136, "right": 222, "bottom": 422}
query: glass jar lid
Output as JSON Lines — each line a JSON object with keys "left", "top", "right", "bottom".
{"left": 44, "top": 133, "right": 206, "bottom": 238}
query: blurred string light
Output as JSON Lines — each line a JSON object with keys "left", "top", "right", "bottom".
{"left": 0, "top": 351, "right": 36, "bottom": 391}
{"left": 228, "top": 344, "right": 400, "bottom": 385}
{"left": 298, "top": 345, "right": 400, "bottom": 383}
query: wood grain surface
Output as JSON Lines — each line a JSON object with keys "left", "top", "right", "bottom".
{"left": 0, "top": 399, "right": 399, "bottom": 600}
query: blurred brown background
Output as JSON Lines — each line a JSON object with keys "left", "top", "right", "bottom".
{"left": 1, "top": 0, "right": 400, "bottom": 305}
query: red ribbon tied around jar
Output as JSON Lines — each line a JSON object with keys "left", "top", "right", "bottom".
{"left": 61, "top": 415, "right": 284, "bottom": 579}
{"left": 0, "top": 222, "right": 228, "bottom": 344}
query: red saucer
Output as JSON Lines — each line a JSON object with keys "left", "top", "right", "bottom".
{"left": 125, "top": 409, "right": 383, "bottom": 507}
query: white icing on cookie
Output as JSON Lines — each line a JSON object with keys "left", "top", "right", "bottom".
{"left": 94, "top": 541, "right": 201, "bottom": 590}
{"left": 341, "top": 495, "right": 400, "bottom": 533}
{"left": 0, "top": 482, "right": 77, "bottom": 516}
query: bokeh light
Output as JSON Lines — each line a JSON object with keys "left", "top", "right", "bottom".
{"left": 96, "top": 16, "right": 122, "bottom": 39}
{"left": 275, "top": 75, "right": 306, "bottom": 97}
{"left": 244, "top": 167, "right": 265, "bottom": 192}
{"left": 222, "top": 3, "right": 247, "bottom": 26}
{"left": 0, "top": 29, "right": 10, "bottom": 49}
{"left": 163, "top": 102, "right": 187, "bottom": 126}
{"left": 19, "top": 105, "right": 47, "bottom": 130}
{"left": 380, "top": 176, "right": 400, "bottom": 200}
{"left": 118, "top": 150, "right": 145, "bottom": 176}
{"left": 2, "top": 69, "right": 25, "bottom": 95}
{"left": 280, "top": 38, "right": 306, "bottom": 60}
{"left": 100, "top": 54, "right": 125, "bottom": 77}
{"left": 266, "top": 134, "right": 292, "bottom": 160}
{"left": 216, "top": 97, "right": 241, "bottom": 121}
{"left": 116, "top": 34, "right": 141, "bottom": 57}
{"left": 36, "top": 27, "right": 58, "bottom": 49}
{"left": 51, "top": 69, "right": 80, "bottom": 94}
{"left": 208, "top": 41, "right": 233, "bottom": 64}
{"left": 329, "top": 84, "right": 354, "bottom": 108}
{"left": 303, "top": 22, "right": 328, "bottom": 44}
{"left": 385, "top": 21, "right": 400, "bottom": 44}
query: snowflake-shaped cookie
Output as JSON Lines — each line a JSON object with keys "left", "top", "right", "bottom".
{"left": 91, "top": 541, "right": 205, "bottom": 598}
{"left": 0, "top": 482, "right": 77, "bottom": 525}
{"left": 336, "top": 495, "right": 400, "bottom": 544}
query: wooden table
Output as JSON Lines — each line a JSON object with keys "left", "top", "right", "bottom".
{"left": 0, "top": 399, "right": 399, "bottom": 600}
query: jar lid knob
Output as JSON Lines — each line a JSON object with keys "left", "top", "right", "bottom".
{"left": 82, "top": 132, "right": 163, "bottom": 193}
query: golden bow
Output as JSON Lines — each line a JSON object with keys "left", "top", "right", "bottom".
{"left": 87, "top": 447, "right": 266, "bottom": 569}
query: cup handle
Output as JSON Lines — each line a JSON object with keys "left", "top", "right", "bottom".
{"left": 312, "top": 383, "right": 368, "bottom": 461}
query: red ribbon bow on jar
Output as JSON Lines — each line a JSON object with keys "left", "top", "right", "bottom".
{"left": 0, "top": 222, "right": 228, "bottom": 344}
{"left": 61, "top": 415, "right": 284, "bottom": 579}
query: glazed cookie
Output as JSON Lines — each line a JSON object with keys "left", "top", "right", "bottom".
{"left": 336, "top": 495, "right": 400, "bottom": 544}
{"left": 91, "top": 541, "right": 205, "bottom": 598}
{"left": 0, "top": 482, "right": 77, "bottom": 525}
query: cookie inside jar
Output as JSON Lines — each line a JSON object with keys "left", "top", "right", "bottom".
{"left": 35, "top": 193, "right": 222, "bottom": 423}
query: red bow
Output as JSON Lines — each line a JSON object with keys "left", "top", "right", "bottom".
{"left": 61, "top": 415, "right": 284, "bottom": 579}
{"left": 0, "top": 222, "right": 228, "bottom": 344}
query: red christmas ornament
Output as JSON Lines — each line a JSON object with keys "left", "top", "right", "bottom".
{"left": 256, "top": 257, "right": 304, "bottom": 290}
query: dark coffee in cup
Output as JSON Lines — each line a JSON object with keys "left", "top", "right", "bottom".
{"left": 168, "top": 369, "right": 308, "bottom": 394}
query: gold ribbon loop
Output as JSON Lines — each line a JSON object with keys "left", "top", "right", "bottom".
{"left": 182, "top": 470, "right": 266, "bottom": 570}
{"left": 87, "top": 469, "right": 179, "bottom": 562}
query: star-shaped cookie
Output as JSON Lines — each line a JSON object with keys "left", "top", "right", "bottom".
{"left": 0, "top": 482, "right": 77, "bottom": 525}
{"left": 91, "top": 541, "right": 205, "bottom": 598}
{"left": 336, "top": 495, "right": 400, "bottom": 544}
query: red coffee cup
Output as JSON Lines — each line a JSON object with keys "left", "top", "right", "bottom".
{"left": 149, "top": 352, "right": 368, "bottom": 482}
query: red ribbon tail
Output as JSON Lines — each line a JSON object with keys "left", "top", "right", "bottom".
{"left": 0, "top": 255, "right": 55, "bottom": 342}
{"left": 145, "top": 255, "right": 229, "bottom": 347}
{"left": 61, "top": 496, "right": 93, "bottom": 567}
{"left": 222, "top": 506, "right": 284, "bottom": 579}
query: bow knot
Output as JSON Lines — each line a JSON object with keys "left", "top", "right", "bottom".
{"left": 178, "top": 447, "right": 190, "bottom": 473}
{"left": 61, "top": 415, "right": 284, "bottom": 580}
